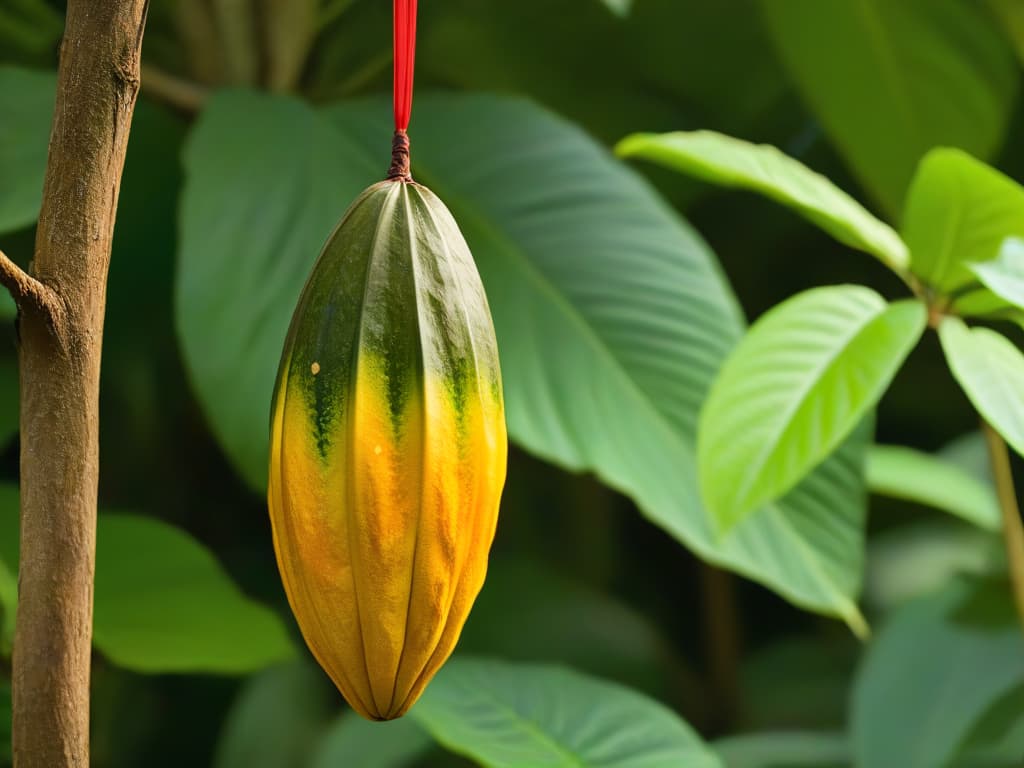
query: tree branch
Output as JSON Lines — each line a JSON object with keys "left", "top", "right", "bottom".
{"left": 11, "top": 1, "right": 149, "bottom": 766}
{"left": 0, "top": 249, "right": 64, "bottom": 326}
{"left": 141, "top": 63, "right": 208, "bottom": 113}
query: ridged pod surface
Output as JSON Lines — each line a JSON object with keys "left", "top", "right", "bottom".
{"left": 268, "top": 179, "right": 507, "bottom": 720}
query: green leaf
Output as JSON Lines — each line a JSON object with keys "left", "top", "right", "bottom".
{"left": 740, "top": 636, "right": 858, "bottom": 731}
{"left": 0, "top": 66, "right": 54, "bottom": 233}
{"left": 178, "top": 90, "right": 869, "bottom": 623}
{"left": 714, "top": 731, "right": 848, "bottom": 768}
{"left": 411, "top": 658, "right": 723, "bottom": 768}
{"left": 940, "top": 430, "right": 996, "bottom": 487}
{"left": 852, "top": 578, "right": 1024, "bottom": 768}
{"left": 0, "top": 292, "right": 14, "bottom": 321}
{"left": 616, "top": 130, "right": 908, "bottom": 271}
{"left": 599, "top": 0, "right": 631, "bottom": 18}
{"left": 866, "top": 444, "right": 1000, "bottom": 531}
{"left": 958, "top": 684, "right": 1024, "bottom": 765}
{"left": 760, "top": 0, "right": 1019, "bottom": 217}
{"left": 902, "top": 148, "right": 1024, "bottom": 297}
{"left": 865, "top": 521, "right": 999, "bottom": 612}
{"left": 0, "top": 486, "right": 296, "bottom": 674}
{"left": 939, "top": 318, "right": 1024, "bottom": 459}
{"left": 968, "top": 237, "right": 1024, "bottom": 311}
{"left": 311, "top": 713, "right": 433, "bottom": 768}
{"left": 699, "top": 286, "right": 925, "bottom": 529}
{"left": 214, "top": 661, "right": 336, "bottom": 768}
{"left": 93, "top": 515, "right": 295, "bottom": 673}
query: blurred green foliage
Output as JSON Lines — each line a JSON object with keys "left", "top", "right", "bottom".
{"left": 1, "top": 1, "right": 1023, "bottom": 766}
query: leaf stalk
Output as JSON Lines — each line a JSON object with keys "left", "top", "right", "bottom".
{"left": 982, "top": 420, "right": 1024, "bottom": 636}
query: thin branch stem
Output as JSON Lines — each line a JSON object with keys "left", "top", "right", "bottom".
{"left": 700, "top": 563, "right": 741, "bottom": 731}
{"left": 261, "top": 0, "right": 318, "bottom": 91}
{"left": 141, "top": 64, "right": 208, "bottom": 112}
{"left": 0, "top": 249, "right": 62, "bottom": 320}
{"left": 212, "top": 0, "right": 259, "bottom": 84}
{"left": 174, "top": 0, "right": 223, "bottom": 83}
{"left": 982, "top": 420, "right": 1024, "bottom": 635}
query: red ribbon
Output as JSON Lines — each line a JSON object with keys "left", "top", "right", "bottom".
{"left": 393, "top": 0, "right": 418, "bottom": 132}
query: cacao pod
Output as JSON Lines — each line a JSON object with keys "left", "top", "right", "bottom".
{"left": 268, "top": 178, "right": 507, "bottom": 720}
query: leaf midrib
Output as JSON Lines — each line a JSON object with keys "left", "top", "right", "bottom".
{"left": 730, "top": 294, "right": 883, "bottom": 512}
{"left": 419, "top": 682, "right": 586, "bottom": 767}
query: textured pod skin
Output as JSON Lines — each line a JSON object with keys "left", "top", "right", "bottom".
{"left": 268, "top": 180, "right": 507, "bottom": 720}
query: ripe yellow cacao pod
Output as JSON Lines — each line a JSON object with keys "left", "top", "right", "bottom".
{"left": 268, "top": 177, "right": 507, "bottom": 720}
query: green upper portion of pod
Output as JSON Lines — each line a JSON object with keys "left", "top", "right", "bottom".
{"left": 274, "top": 180, "right": 503, "bottom": 456}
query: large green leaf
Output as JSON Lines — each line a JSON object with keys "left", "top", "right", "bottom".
{"left": 311, "top": 714, "right": 434, "bottom": 768}
{"left": 939, "top": 318, "right": 1024, "bottom": 459}
{"left": 902, "top": 148, "right": 1024, "bottom": 297}
{"left": 0, "top": 66, "right": 54, "bottom": 233}
{"left": 92, "top": 515, "right": 295, "bottom": 673}
{"left": 852, "top": 578, "right": 1024, "bottom": 768}
{"left": 866, "top": 444, "right": 1000, "bottom": 531}
{"left": 0, "top": 485, "right": 295, "bottom": 674}
{"left": 699, "top": 286, "right": 925, "bottom": 529}
{"left": 968, "top": 237, "right": 1024, "bottom": 311}
{"left": 760, "top": 0, "right": 1018, "bottom": 217}
{"left": 616, "top": 130, "right": 908, "bottom": 271}
{"left": 213, "top": 661, "right": 335, "bottom": 768}
{"left": 178, "top": 90, "right": 869, "bottom": 623}
{"left": 714, "top": 731, "right": 848, "bottom": 768}
{"left": 411, "top": 658, "right": 723, "bottom": 768}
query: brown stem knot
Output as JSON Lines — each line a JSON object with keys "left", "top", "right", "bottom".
{"left": 387, "top": 130, "right": 413, "bottom": 182}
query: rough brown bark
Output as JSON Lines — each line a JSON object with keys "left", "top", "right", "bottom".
{"left": 3, "top": 1, "right": 149, "bottom": 765}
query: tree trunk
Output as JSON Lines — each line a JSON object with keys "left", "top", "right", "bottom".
{"left": 0, "top": 1, "right": 149, "bottom": 765}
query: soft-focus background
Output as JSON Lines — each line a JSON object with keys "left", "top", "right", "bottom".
{"left": 1, "top": 1, "right": 1023, "bottom": 766}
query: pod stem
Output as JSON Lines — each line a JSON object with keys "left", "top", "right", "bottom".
{"left": 387, "top": 129, "right": 413, "bottom": 182}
